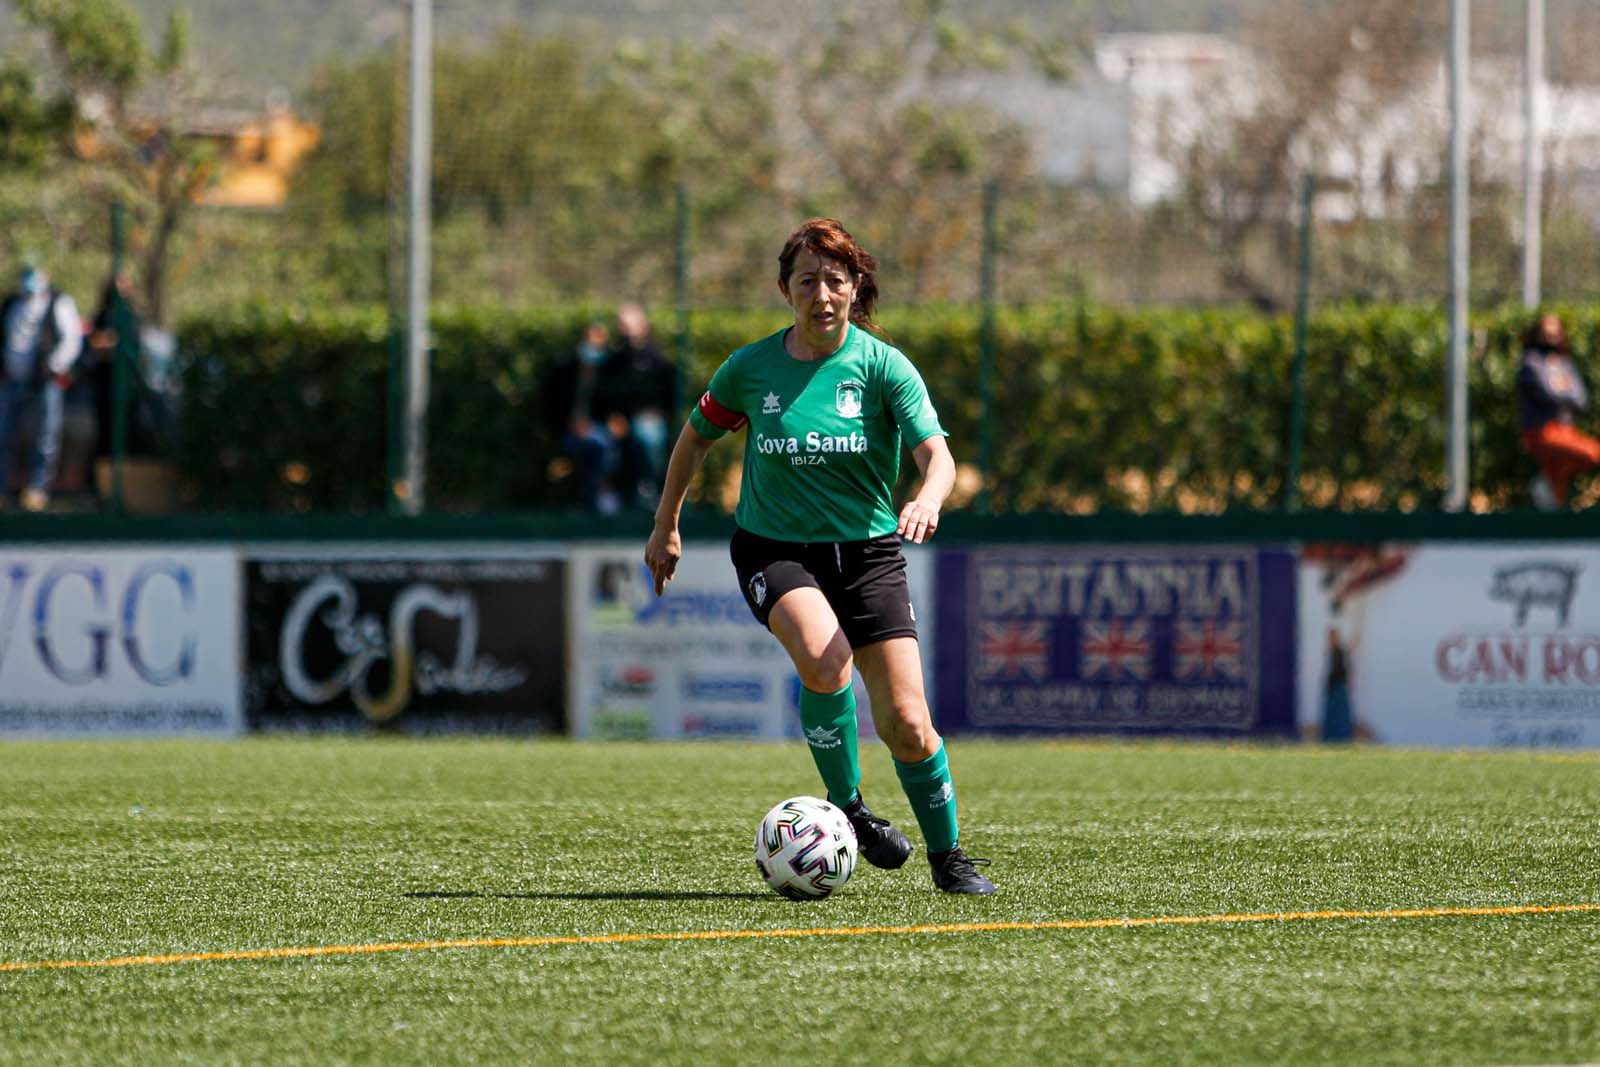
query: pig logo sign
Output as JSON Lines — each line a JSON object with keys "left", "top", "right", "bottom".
{"left": 1489, "top": 563, "right": 1580, "bottom": 628}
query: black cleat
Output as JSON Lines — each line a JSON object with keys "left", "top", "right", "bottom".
{"left": 841, "top": 794, "right": 914, "bottom": 870}
{"left": 928, "top": 847, "right": 997, "bottom": 895}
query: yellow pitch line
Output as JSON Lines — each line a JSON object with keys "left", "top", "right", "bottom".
{"left": 4, "top": 902, "right": 1597, "bottom": 974}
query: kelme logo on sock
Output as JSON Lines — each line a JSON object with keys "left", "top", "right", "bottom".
{"left": 928, "top": 782, "right": 955, "bottom": 808}
{"left": 804, "top": 725, "right": 842, "bottom": 749}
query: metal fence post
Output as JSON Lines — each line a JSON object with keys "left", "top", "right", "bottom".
{"left": 1522, "top": 0, "right": 1545, "bottom": 309}
{"left": 674, "top": 182, "right": 690, "bottom": 420}
{"left": 108, "top": 201, "right": 128, "bottom": 515}
{"left": 1445, "top": 0, "right": 1471, "bottom": 512}
{"left": 400, "top": 0, "right": 432, "bottom": 515}
{"left": 977, "top": 180, "right": 998, "bottom": 515}
{"left": 386, "top": 314, "right": 405, "bottom": 515}
{"left": 1287, "top": 174, "right": 1315, "bottom": 512}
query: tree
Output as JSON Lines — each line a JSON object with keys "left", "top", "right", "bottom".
{"left": 607, "top": 32, "right": 780, "bottom": 302}
{"left": 0, "top": 61, "right": 70, "bottom": 171}
{"left": 292, "top": 27, "right": 782, "bottom": 305}
{"left": 12, "top": 0, "right": 211, "bottom": 326}
{"left": 750, "top": 0, "right": 1078, "bottom": 300}
{"left": 1161, "top": 0, "right": 1444, "bottom": 309}
{"left": 289, "top": 4, "right": 1078, "bottom": 307}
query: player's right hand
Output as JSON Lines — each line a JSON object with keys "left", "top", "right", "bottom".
{"left": 644, "top": 524, "right": 682, "bottom": 596}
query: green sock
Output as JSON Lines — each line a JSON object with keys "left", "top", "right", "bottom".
{"left": 798, "top": 681, "right": 860, "bottom": 808}
{"left": 894, "top": 742, "right": 959, "bottom": 853}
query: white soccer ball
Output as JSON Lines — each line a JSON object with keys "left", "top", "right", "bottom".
{"left": 753, "top": 796, "right": 858, "bottom": 900}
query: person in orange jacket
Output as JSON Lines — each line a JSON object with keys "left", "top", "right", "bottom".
{"left": 1518, "top": 313, "right": 1599, "bottom": 510}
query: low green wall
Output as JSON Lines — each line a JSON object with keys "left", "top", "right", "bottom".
{"left": 0, "top": 508, "right": 1593, "bottom": 545}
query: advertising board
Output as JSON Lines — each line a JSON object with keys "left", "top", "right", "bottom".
{"left": 1300, "top": 543, "right": 1600, "bottom": 747}
{"left": 569, "top": 543, "right": 935, "bottom": 739}
{"left": 245, "top": 552, "right": 565, "bottom": 734}
{"left": 0, "top": 548, "right": 242, "bottom": 736}
{"left": 933, "top": 546, "right": 1297, "bottom": 735}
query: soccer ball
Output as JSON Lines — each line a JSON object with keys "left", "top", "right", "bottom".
{"left": 753, "top": 796, "right": 858, "bottom": 900}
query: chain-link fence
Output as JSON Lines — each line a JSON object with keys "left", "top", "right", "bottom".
{"left": 3, "top": 0, "right": 1600, "bottom": 515}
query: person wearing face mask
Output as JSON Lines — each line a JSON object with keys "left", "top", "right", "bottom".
{"left": 0, "top": 265, "right": 83, "bottom": 512}
{"left": 1518, "top": 312, "right": 1598, "bottom": 510}
{"left": 596, "top": 303, "right": 679, "bottom": 511}
{"left": 542, "top": 320, "right": 622, "bottom": 513}
{"left": 643, "top": 218, "right": 995, "bottom": 895}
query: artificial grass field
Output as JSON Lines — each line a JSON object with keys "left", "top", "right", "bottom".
{"left": 2, "top": 738, "right": 1597, "bottom": 1066}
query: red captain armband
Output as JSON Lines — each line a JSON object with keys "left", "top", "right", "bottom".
{"left": 697, "top": 390, "right": 748, "bottom": 432}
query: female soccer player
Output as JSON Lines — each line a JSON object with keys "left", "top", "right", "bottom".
{"left": 643, "top": 218, "right": 995, "bottom": 894}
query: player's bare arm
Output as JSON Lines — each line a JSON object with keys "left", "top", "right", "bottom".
{"left": 897, "top": 435, "right": 955, "bottom": 545}
{"left": 645, "top": 421, "right": 717, "bottom": 595}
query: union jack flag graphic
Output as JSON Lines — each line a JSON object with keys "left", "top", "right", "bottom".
{"left": 1079, "top": 619, "right": 1153, "bottom": 680}
{"left": 976, "top": 620, "right": 1052, "bottom": 679}
{"left": 1173, "top": 619, "right": 1247, "bottom": 681}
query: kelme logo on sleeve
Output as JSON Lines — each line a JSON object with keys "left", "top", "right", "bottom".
{"left": 835, "top": 380, "right": 864, "bottom": 417}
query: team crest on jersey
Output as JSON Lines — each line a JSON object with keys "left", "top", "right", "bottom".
{"left": 835, "top": 380, "right": 864, "bottom": 418}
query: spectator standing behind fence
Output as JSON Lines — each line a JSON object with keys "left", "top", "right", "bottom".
{"left": 87, "top": 273, "right": 137, "bottom": 473}
{"left": 597, "top": 303, "right": 679, "bottom": 510}
{"left": 0, "top": 265, "right": 83, "bottom": 512}
{"left": 542, "top": 320, "right": 621, "bottom": 513}
{"left": 1518, "top": 313, "right": 1599, "bottom": 511}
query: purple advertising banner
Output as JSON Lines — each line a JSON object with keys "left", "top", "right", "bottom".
{"left": 934, "top": 546, "right": 1296, "bottom": 735}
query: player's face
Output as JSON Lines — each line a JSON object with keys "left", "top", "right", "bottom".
{"left": 781, "top": 251, "right": 856, "bottom": 350}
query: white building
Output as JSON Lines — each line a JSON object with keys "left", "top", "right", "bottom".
{"left": 1092, "top": 33, "right": 1260, "bottom": 207}
{"left": 964, "top": 32, "right": 1600, "bottom": 219}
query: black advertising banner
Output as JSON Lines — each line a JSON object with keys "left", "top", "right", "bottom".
{"left": 246, "top": 556, "right": 565, "bottom": 734}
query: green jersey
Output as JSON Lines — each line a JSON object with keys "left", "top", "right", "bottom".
{"left": 689, "top": 324, "right": 947, "bottom": 542}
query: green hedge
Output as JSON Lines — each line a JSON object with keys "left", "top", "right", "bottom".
{"left": 175, "top": 302, "right": 1597, "bottom": 513}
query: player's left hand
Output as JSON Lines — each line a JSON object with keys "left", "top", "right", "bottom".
{"left": 897, "top": 499, "right": 940, "bottom": 544}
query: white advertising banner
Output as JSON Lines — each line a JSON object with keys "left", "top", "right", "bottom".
{"left": 569, "top": 542, "right": 934, "bottom": 740}
{"left": 1299, "top": 543, "right": 1600, "bottom": 748}
{"left": 0, "top": 548, "right": 243, "bottom": 736}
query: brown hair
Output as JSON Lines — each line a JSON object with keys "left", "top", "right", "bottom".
{"left": 777, "top": 218, "right": 881, "bottom": 329}
{"left": 1525, "top": 313, "right": 1569, "bottom": 353}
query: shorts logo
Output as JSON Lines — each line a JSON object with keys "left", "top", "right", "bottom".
{"left": 749, "top": 572, "right": 767, "bottom": 607}
{"left": 762, "top": 391, "right": 782, "bottom": 414}
{"left": 928, "top": 781, "right": 955, "bottom": 808}
{"left": 908, "top": 601, "right": 916, "bottom": 622}
{"left": 805, "top": 725, "right": 842, "bottom": 750}
{"left": 836, "top": 380, "right": 864, "bottom": 418}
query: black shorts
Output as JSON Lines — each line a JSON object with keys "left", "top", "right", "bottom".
{"left": 730, "top": 528, "right": 917, "bottom": 649}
